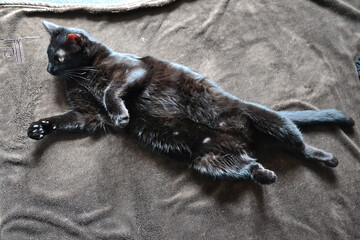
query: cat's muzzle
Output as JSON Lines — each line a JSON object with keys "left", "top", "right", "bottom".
{"left": 47, "top": 63, "right": 55, "bottom": 75}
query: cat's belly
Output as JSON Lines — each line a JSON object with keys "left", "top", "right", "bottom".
{"left": 134, "top": 83, "right": 222, "bottom": 127}
{"left": 125, "top": 80, "right": 253, "bottom": 160}
{"left": 126, "top": 112, "right": 250, "bottom": 161}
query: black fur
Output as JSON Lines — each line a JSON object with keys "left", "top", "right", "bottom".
{"left": 28, "top": 20, "right": 355, "bottom": 185}
{"left": 278, "top": 110, "right": 354, "bottom": 127}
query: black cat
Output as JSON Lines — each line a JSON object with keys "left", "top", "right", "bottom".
{"left": 28, "top": 20, "right": 355, "bottom": 184}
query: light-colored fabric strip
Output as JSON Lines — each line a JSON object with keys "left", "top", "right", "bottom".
{"left": 0, "top": 0, "right": 177, "bottom": 13}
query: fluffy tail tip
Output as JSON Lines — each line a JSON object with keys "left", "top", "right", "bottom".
{"left": 343, "top": 117, "right": 355, "bottom": 127}
{"left": 332, "top": 109, "right": 355, "bottom": 127}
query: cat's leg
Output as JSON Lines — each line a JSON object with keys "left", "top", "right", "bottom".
{"left": 103, "top": 68, "right": 147, "bottom": 128}
{"left": 192, "top": 152, "right": 277, "bottom": 184}
{"left": 245, "top": 107, "right": 339, "bottom": 167}
{"left": 277, "top": 140, "right": 338, "bottom": 167}
{"left": 300, "top": 144, "right": 338, "bottom": 167}
{"left": 103, "top": 86, "right": 129, "bottom": 128}
{"left": 28, "top": 110, "right": 105, "bottom": 140}
{"left": 219, "top": 102, "right": 338, "bottom": 168}
{"left": 217, "top": 101, "right": 304, "bottom": 147}
{"left": 245, "top": 104, "right": 305, "bottom": 147}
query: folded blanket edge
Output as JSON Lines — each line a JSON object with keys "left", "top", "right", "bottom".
{"left": 0, "top": 0, "right": 177, "bottom": 13}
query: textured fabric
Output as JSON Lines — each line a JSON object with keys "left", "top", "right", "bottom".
{"left": 0, "top": 1, "right": 360, "bottom": 239}
{"left": 355, "top": 58, "right": 360, "bottom": 78}
{"left": 0, "top": 0, "right": 176, "bottom": 13}
{"left": 1, "top": 0, "right": 168, "bottom": 3}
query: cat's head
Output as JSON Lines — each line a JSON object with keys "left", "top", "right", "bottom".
{"left": 42, "top": 20, "right": 93, "bottom": 76}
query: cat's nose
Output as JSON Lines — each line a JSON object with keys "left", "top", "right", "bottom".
{"left": 47, "top": 63, "right": 53, "bottom": 74}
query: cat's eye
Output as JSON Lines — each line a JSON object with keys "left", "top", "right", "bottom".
{"left": 58, "top": 56, "right": 65, "bottom": 63}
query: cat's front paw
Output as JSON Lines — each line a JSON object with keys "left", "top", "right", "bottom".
{"left": 27, "top": 120, "right": 55, "bottom": 140}
{"left": 109, "top": 113, "right": 129, "bottom": 128}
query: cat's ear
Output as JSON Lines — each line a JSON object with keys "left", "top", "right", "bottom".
{"left": 66, "top": 33, "right": 84, "bottom": 46}
{"left": 42, "top": 20, "right": 61, "bottom": 37}
{"left": 66, "top": 33, "right": 85, "bottom": 51}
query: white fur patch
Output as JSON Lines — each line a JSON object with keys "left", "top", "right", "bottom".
{"left": 126, "top": 68, "right": 146, "bottom": 83}
{"left": 56, "top": 48, "right": 66, "bottom": 57}
{"left": 203, "top": 137, "right": 211, "bottom": 143}
{"left": 102, "top": 85, "right": 111, "bottom": 110}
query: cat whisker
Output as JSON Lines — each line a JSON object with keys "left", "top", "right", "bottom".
{"left": 61, "top": 73, "right": 81, "bottom": 83}
{"left": 62, "top": 71, "right": 92, "bottom": 81}
{"left": 64, "top": 70, "right": 97, "bottom": 75}
{"left": 68, "top": 74, "right": 92, "bottom": 81}
{"left": 66, "top": 67, "right": 99, "bottom": 72}
{"left": 58, "top": 73, "right": 70, "bottom": 81}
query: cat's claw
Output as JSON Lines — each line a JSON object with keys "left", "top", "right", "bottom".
{"left": 27, "top": 120, "right": 54, "bottom": 140}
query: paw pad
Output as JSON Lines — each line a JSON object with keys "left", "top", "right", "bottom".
{"left": 27, "top": 120, "right": 53, "bottom": 140}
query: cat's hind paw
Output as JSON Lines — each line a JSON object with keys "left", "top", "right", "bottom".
{"left": 251, "top": 165, "right": 277, "bottom": 185}
{"left": 27, "top": 120, "right": 54, "bottom": 140}
{"left": 324, "top": 157, "right": 338, "bottom": 168}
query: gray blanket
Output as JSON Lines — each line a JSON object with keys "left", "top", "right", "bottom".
{"left": 1, "top": 0, "right": 360, "bottom": 239}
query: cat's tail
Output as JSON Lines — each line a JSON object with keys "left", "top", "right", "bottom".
{"left": 278, "top": 109, "right": 355, "bottom": 127}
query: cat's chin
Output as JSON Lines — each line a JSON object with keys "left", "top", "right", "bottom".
{"left": 48, "top": 72, "right": 60, "bottom": 77}
{"left": 51, "top": 73, "right": 64, "bottom": 80}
